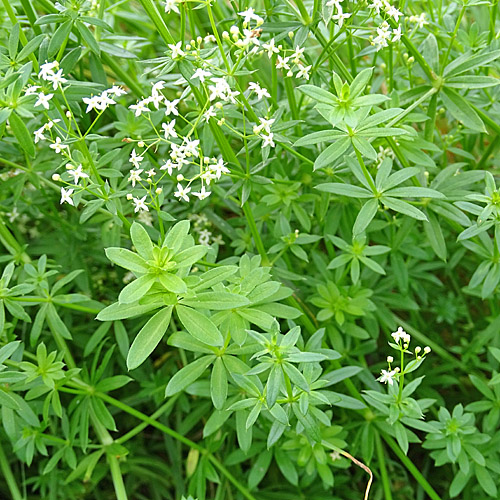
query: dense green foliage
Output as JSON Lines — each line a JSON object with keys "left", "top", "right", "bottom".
{"left": 2, "top": 0, "right": 500, "bottom": 499}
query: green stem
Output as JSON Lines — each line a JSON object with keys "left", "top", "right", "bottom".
{"left": 0, "top": 440, "right": 23, "bottom": 500}
{"left": 242, "top": 203, "right": 270, "bottom": 266}
{"left": 375, "top": 432, "right": 393, "bottom": 500}
{"left": 380, "top": 433, "right": 442, "bottom": 500}
{"left": 108, "top": 455, "right": 129, "bottom": 500}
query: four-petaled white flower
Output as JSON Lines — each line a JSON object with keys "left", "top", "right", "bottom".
{"left": 261, "top": 132, "right": 275, "bottom": 148}
{"left": 60, "top": 187, "right": 74, "bottom": 206}
{"left": 174, "top": 182, "right": 191, "bottom": 202}
{"left": 296, "top": 64, "right": 312, "bottom": 80}
{"left": 248, "top": 82, "right": 271, "bottom": 100}
{"left": 128, "top": 169, "right": 143, "bottom": 187}
{"left": 162, "top": 120, "right": 178, "bottom": 139}
{"left": 379, "top": 369, "right": 397, "bottom": 386}
{"left": 68, "top": 164, "right": 89, "bottom": 185}
{"left": 50, "top": 137, "right": 68, "bottom": 154}
{"left": 129, "top": 149, "right": 144, "bottom": 168}
{"left": 164, "top": 99, "right": 180, "bottom": 116}
{"left": 192, "top": 68, "right": 212, "bottom": 83}
{"left": 34, "top": 92, "right": 54, "bottom": 109}
{"left": 262, "top": 38, "right": 280, "bottom": 58}
{"left": 169, "top": 42, "right": 185, "bottom": 59}
{"left": 164, "top": 0, "right": 180, "bottom": 14}
{"left": 238, "top": 7, "right": 263, "bottom": 26}
{"left": 133, "top": 195, "right": 149, "bottom": 213}
{"left": 192, "top": 185, "right": 211, "bottom": 200}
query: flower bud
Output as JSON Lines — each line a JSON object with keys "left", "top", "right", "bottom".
{"left": 126, "top": 193, "right": 133, "bottom": 200}
{"left": 52, "top": 173, "right": 61, "bottom": 181}
{"left": 155, "top": 188, "right": 163, "bottom": 194}
{"left": 177, "top": 174, "right": 184, "bottom": 181}
{"left": 387, "top": 356, "right": 393, "bottom": 363}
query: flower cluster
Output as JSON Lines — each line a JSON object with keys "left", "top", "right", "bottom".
{"left": 378, "top": 326, "right": 431, "bottom": 386}
{"left": 367, "top": 0, "right": 403, "bottom": 51}
{"left": 83, "top": 85, "right": 126, "bottom": 113}
{"left": 326, "top": 0, "right": 352, "bottom": 28}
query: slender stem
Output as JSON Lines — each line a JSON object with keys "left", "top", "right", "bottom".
{"left": 108, "top": 455, "right": 129, "bottom": 500}
{"left": 375, "top": 432, "right": 393, "bottom": 500}
{"left": 242, "top": 203, "right": 270, "bottom": 266}
{"left": 0, "top": 440, "right": 23, "bottom": 500}
{"left": 380, "top": 433, "right": 442, "bottom": 500}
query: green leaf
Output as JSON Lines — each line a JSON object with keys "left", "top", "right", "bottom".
{"left": 381, "top": 196, "right": 428, "bottom": 221}
{"left": 353, "top": 199, "right": 379, "bottom": 235}
{"left": 96, "top": 375, "right": 133, "bottom": 392}
{"left": 210, "top": 357, "right": 227, "bottom": 409}
{"left": 75, "top": 20, "right": 100, "bottom": 54}
{"left": 164, "top": 220, "right": 190, "bottom": 252}
{"left": 297, "top": 85, "right": 337, "bottom": 105}
{"left": 96, "top": 302, "right": 160, "bottom": 321}
{"left": 9, "top": 112, "right": 35, "bottom": 157}
{"left": 181, "top": 291, "right": 250, "bottom": 310}
{"left": 424, "top": 211, "right": 447, "bottom": 260}
{"left": 127, "top": 306, "right": 173, "bottom": 370}
{"left": 48, "top": 20, "right": 73, "bottom": 57}
{"left": 105, "top": 247, "right": 149, "bottom": 273}
{"left": 294, "top": 130, "right": 343, "bottom": 147}
{"left": 386, "top": 186, "right": 445, "bottom": 199}
{"left": 165, "top": 355, "right": 215, "bottom": 396}
{"left": 349, "top": 67, "right": 373, "bottom": 98}
{"left": 314, "top": 137, "right": 351, "bottom": 170}
{"left": 476, "top": 465, "right": 497, "bottom": 497}
{"left": 441, "top": 87, "right": 486, "bottom": 132}
{"left": 130, "top": 222, "right": 154, "bottom": 260}
{"left": 118, "top": 274, "right": 155, "bottom": 304}
{"left": 191, "top": 265, "right": 238, "bottom": 291}
{"left": 174, "top": 245, "right": 208, "bottom": 268}
{"left": 158, "top": 273, "right": 187, "bottom": 294}
{"left": 266, "top": 365, "right": 282, "bottom": 408}
{"left": 316, "top": 183, "right": 373, "bottom": 198}
{"left": 176, "top": 305, "right": 224, "bottom": 347}
{"left": 9, "top": 24, "right": 20, "bottom": 60}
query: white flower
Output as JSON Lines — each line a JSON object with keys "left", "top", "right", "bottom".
{"left": 292, "top": 46, "right": 305, "bottom": 63}
{"left": 38, "top": 61, "right": 59, "bottom": 80}
{"left": 261, "top": 132, "right": 275, "bottom": 148}
{"left": 169, "top": 42, "right": 185, "bottom": 59}
{"left": 164, "top": 0, "right": 180, "bottom": 14}
{"left": 68, "top": 164, "right": 89, "bottom": 185}
{"left": 97, "top": 91, "right": 116, "bottom": 109}
{"left": 326, "top": 0, "right": 343, "bottom": 7}
{"left": 164, "top": 99, "right": 180, "bottom": 116}
{"left": 152, "top": 80, "right": 166, "bottom": 94}
{"left": 50, "top": 137, "right": 68, "bottom": 154}
{"left": 391, "top": 326, "right": 410, "bottom": 344}
{"left": 238, "top": 7, "right": 263, "bottom": 26}
{"left": 47, "top": 68, "right": 67, "bottom": 89}
{"left": 183, "top": 138, "right": 200, "bottom": 157}
{"left": 386, "top": 5, "right": 403, "bottom": 22}
{"left": 210, "top": 158, "right": 230, "bottom": 179}
{"left": 368, "top": 0, "right": 384, "bottom": 13}
{"left": 379, "top": 369, "right": 397, "bottom": 386}
{"left": 203, "top": 106, "right": 216, "bottom": 122}
{"left": 83, "top": 95, "right": 101, "bottom": 113}
{"left": 174, "top": 182, "right": 191, "bottom": 202}
{"left": 128, "top": 169, "right": 143, "bottom": 187}
{"left": 276, "top": 55, "right": 290, "bottom": 70}
{"left": 162, "top": 120, "right": 178, "bottom": 139}
{"left": 262, "top": 38, "right": 280, "bottom": 58}
{"left": 198, "top": 229, "right": 212, "bottom": 245}
{"left": 34, "top": 92, "right": 54, "bottom": 109}
{"left": 296, "top": 64, "right": 311, "bottom": 80}
{"left": 45, "top": 119, "right": 60, "bottom": 130}
{"left": 192, "top": 68, "right": 212, "bottom": 83}
{"left": 133, "top": 195, "right": 149, "bottom": 213}
{"left": 25, "top": 85, "right": 41, "bottom": 96}
{"left": 34, "top": 126, "right": 46, "bottom": 143}
{"left": 248, "top": 82, "right": 271, "bottom": 100}
{"left": 409, "top": 13, "right": 427, "bottom": 28}
{"left": 192, "top": 185, "right": 211, "bottom": 200}
{"left": 147, "top": 168, "right": 156, "bottom": 177}
{"left": 392, "top": 26, "right": 402, "bottom": 42}
{"left": 160, "top": 159, "right": 177, "bottom": 175}
{"left": 60, "top": 187, "right": 74, "bottom": 206}
{"left": 108, "top": 85, "right": 127, "bottom": 96}
{"left": 254, "top": 117, "right": 275, "bottom": 134}
{"left": 333, "top": 10, "right": 351, "bottom": 27}
{"left": 129, "top": 149, "right": 144, "bottom": 168}
{"left": 129, "top": 99, "right": 150, "bottom": 116}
